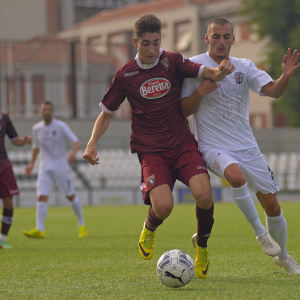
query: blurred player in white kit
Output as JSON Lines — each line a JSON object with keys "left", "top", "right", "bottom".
{"left": 24, "top": 101, "right": 88, "bottom": 238}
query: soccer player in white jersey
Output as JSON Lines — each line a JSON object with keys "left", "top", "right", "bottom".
{"left": 181, "top": 18, "right": 300, "bottom": 274}
{"left": 23, "top": 101, "right": 88, "bottom": 238}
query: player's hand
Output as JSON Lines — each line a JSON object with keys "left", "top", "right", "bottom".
{"left": 23, "top": 136, "right": 32, "bottom": 145}
{"left": 25, "top": 164, "right": 33, "bottom": 176}
{"left": 194, "top": 79, "right": 220, "bottom": 97}
{"left": 219, "top": 59, "right": 235, "bottom": 75}
{"left": 83, "top": 143, "right": 99, "bottom": 165}
{"left": 282, "top": 48, "right": 300, "bottom": 78}
{"left": 68, "top": 152, "right": 76, "bottom": 163}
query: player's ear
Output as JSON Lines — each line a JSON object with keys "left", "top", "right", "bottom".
{"left": 133, "top": 37, "right": 138, "bottom": 48}
{"left": 204, "top": 34, "right": 209, "bottom": 44}
{"left": 232, "top": 34, "right": 235, "bottom": 45}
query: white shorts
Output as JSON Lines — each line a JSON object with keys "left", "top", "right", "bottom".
{"left": 37, "top": 168, "right": 75, "bottom": 197}
{"left": 201, "top": 147, "right": 279, "bottom": 194}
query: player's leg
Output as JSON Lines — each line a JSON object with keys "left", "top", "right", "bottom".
{"left": 225, "top": 163, "right": 267, "bottom": 236}
{"left": 67, "top": 194, "right": 88, "bottom": 238}
{"left": 56, "top": 167, "right": 88, "bottom": 238}
{"left": 24, "top": 170, "right": 52, "bottom": 238}
{"left": 0, "top": 197, "right": 13, "bottom": 249}
{"left": 203, "top": 149, "right": 280, "bottom": 256}
{"left": 0, "top": 160, "right": 18, "bottom": 248}
{"left": 139, "top": 184, "right": 174, "bottom": 260}
{"left": 189, "top": 173, "right": 213, "bottom": 278}
{"left": 138, "top": 152, "right": 174, "bottom": 260}
{"left": 257, "top": 192, "right": 300, "bottom": 274}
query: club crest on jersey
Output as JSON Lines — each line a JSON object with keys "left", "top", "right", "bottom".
{"left": 234, "top": 72, "right": 244, "bottom": 84}
{"left": 160, "top": 58, "right": 169, "bottom": 70}
{"left": 147, "top": 174, "right": 155, "bottom": 186}
{"left": 140, "top": 78, "right": 171, "bottom": 99}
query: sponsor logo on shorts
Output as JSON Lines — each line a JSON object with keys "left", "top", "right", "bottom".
{"left": 139, "top": 78, "right": 171, "bottom": 99}
{"left": 197, "top": 166, "right": 206, "bottom": 170}
{"left": 147, "top": 174, "right": 155, "bottom": 186}
{"left": 140, "top": 182, "right": 147, "bottom": 191}
{"left": 214, "top": 160, "right": 220, "bottom": 169}
{"left": 234, "top": 72, "right": 244, "bottom": 84}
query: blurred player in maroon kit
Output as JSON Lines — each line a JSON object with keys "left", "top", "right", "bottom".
{"left": 83, "top": 14, "right": 234, "bottom": 278}
{"left": 0, "top": 113, "right": 31, "bottom": 249}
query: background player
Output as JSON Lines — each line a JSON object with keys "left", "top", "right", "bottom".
{"left": 181, "top": 18, "right": 300, "bottom": 274}
{"left": 83, "top": 14, "right": 234, "bottom": 278}
{"left": 23, "top": 101, "right": 88, "bottom": 239}
{"left": 0, "top": 112, "right": 31, "bottom": 249}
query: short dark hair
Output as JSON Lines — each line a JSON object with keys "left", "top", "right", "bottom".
{"left": 42, "top": 101, "right": 54, "bottom": 108}
{"left": 207, "top": 18, "right": 233, "bottom": 34}
{"left": 134, "top": 14, "right": 162, "bottom": 39}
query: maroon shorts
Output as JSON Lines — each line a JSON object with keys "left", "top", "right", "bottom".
{"left": 138, "top": 139, "right": 207, "bottom": 205}
{"left": 0, "top": 159, "right": 19, "bottom": 198}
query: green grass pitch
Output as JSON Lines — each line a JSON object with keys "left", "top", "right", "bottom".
{"left": 1, "top": 201, "right": 300, "bottom": 299}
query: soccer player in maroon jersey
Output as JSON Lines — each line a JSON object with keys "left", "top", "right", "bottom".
{"left": 83, "top": 14, "right": 234, "bottom": 278}
{"left": 0, "top": 113, "right": 31, "bottom": 249}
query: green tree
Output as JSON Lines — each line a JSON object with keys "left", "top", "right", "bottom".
{"left": 241, "top": 0, "right": 300, "bottom": 126}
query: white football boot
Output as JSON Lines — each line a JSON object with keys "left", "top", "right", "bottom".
{"left": 256, "top": 231, "right": 281, "bottom": 256}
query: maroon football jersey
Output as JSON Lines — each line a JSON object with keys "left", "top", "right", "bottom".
{"left": 0, "top": 113, "right": 18, "bottom": 161}
{"left": 101, "top": 50, "right": 201, "bottom": 153}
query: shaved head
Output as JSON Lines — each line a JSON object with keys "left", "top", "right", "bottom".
{"left": 207, "top": 18, "right": 233, "bottom": 34}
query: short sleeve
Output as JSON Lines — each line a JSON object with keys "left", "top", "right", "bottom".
{"left": 100, "top": 70, "right": 127, "bottom": 113}
{"left": 5, "top": 114, "right": 18, "bottom": 139}
{"left": 181, "top": 77, "right": 201, "bottom": 100}
{"left": 246, "top": 59, "right": 273, "bottom": 95}
{"left": 174, "top": 53, "right": 202, "bottom": 79}
{"left": 32, "top": 126, "right": 39, "bottom": 149}
{"left": 60, "top": 121, "right": 78, "bottom": 144}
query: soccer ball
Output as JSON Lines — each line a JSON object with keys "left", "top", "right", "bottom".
{"left": 156, "top": 249, "right": 195, "bottom": 288}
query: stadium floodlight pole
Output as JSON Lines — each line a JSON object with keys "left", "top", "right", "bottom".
{"left": 70, "top": 40, "right": 77, "bottom": 119}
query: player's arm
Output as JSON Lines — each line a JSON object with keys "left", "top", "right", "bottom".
{"left": 11, "top": 136, "right": 32, "bottom": 147}
{"left": 201, "top": 59, "right": 235, "bottom": 82}
{"left": 261, "top": 48, "right": 300, "bottom": 98}
{"left": 83, "top": 111, "right": 113, "bottom": 165}
{"left": 68, "top": 141, "right": 80, "bottom": 163}
{"left": 25, "top": 148, "right": 40, "bottom": 176}
{"left": 181, "top": 80, "right": 219, "bottom": 117}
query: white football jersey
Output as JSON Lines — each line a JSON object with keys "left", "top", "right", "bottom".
{"left": 181, "top": 52, "right": 273, "bottom": 153}
{"left": 32, "top": 119, "right": 78, "bottom": 170}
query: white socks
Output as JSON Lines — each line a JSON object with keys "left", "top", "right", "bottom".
{"left": 0, "top": 234, "right": 7, "bottom": 242}
{"left": 266, "top": 211, "right": 288, "bottom": 258}
{"left": 36, "top": 201, "right": 48, "bottom": 232}
{"left": 232, "top": 184, "right": 265, "bottom": 236}
{"left": 71, "top": 196, "right": 85, "bottom": 226}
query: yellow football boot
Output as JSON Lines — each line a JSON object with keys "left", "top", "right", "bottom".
{"left": 23, "top": 228, "right": 45, "bottom": 238}
{"left": 138, "top": 222, "right": 156, "bottom": 260}
{"left": 78, "top": 225, "right": 88, "bottom": 238}
{"left": 192, "top": 233, "right": 209, "bottom": 278}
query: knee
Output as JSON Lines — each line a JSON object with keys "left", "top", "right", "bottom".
{"left": 67, "top": 195, "right": 75, "bottom": 202}
{"left": 264, "top": 200, "right": 281, "bottom": 217}
{"left": 194, "top": 189, "right": 213, "bottom": 209}
{"left": 227, "top": 174, "right": 246, "bottom": 188}
{"left": 2, "top": 197, "right": 13, "bottom": 209}
{"left": 153, "top": 201, "right": 173, "bottom": 220}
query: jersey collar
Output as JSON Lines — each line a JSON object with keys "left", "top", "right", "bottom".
{"left": 135, "top": 48, "right": 163, "bottom": 69}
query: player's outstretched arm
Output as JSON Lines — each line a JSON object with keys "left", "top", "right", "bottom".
{"left": 201, "top": 59, "right": 235, "bottom": 82}
{"left": 181, "top": 80, "right": 219, "bottom": 117}
{"left": 83, "top": 111, "right": 113, "bottom": 165}
{"left": 261, "top": 48, "right": 300, "bottom": 98}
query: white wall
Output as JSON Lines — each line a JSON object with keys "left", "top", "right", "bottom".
{"left": 0, "top": 0, "right": 47, "bottom": 40}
